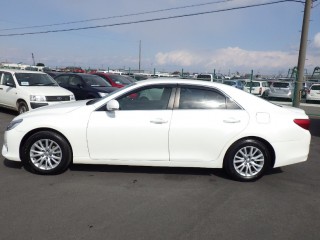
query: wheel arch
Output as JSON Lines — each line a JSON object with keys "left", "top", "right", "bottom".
{"left": 16, "top": 98, "right": 29, "bottom": 108}
{"left": 19, "top": 128, "right": 74, "bottom": 162}
{"left": 223, "top": 136, "right": 276, "bottom": 168}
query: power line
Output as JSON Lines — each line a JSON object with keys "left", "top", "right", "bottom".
{"left": 0, "top": 0, "right": 304, "bottom": 37}
{"left": 0, "top": 0, "right": 235, "bottom": 32}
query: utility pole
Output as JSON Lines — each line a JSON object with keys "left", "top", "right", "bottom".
{"left": 139, "top": 40, "right": 141, "bottom": 73}
{"left": 32, "top": 53, "right": 36, "bottom": 66}
{"left": 293, "top": 0, "right": 312, "bottom": 107}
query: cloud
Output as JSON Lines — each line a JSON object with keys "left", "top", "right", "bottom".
{"left": 314, "top": 33, "right": 320, "bottom": 48}
{"left": 155, "top": 47, "right": 300, "bottom": 73}
{"left": 155, "top": 50, "right": 202, "bottom": 66}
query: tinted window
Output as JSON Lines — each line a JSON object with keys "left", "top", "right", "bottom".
{"left": 69, "top": 76, "right": 82, "bottom": 86}
{"left": 55, "top": 75, "right": 70, "bottom": 85}
{"left": 83, "top": 75, "right": 111, "bottom": 87}
{"left": 197, "top": 75, "right": 212, "bottom": 81}
{"left": 246, "top": 82, "right": 260, "bottom": 87}
{"left": 272, "top": 82, "right": 290, "bottom": 88}
{"left": 179, "top": 87, "right": 227, "bottom": 109}
{"left": 311, "top": 85, "right": 320, "bottom": 90}
{"left": 117, "top": 86, "right": 172, "bottom": 110}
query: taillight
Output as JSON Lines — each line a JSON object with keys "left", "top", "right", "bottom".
{"left": 259, "top": 87, "right": 262, "bottom": 95}
{"left": 294, "top": 119, "right": 310, "bottom": 130}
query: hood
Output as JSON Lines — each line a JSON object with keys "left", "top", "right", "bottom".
{"left": 20, "top": 86, "right": 73, "bottom": 96}
{"left": 16, "top": 100, "right": 91, "bottom": 120}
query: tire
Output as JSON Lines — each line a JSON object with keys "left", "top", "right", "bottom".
{"left": 223, "top": 139, "right": 271, "bottom": 182}
{"left": 21, "top": 131, "right": 72, "bottom": 175}
{"left": 17, "top": 101, "right": 29, "bottom": 114}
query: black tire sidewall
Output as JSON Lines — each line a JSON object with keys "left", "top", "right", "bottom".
{"left": 21, "top": 131, "right": 72, "bottom": 175}
{"left": 224, "top": 139, "right": 270, "bottom": 182}
{"left": 18, "top": 101, "right": 28, "bottom": 114}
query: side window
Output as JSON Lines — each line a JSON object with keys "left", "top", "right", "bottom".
{"left": 1, "top": 73, "right": 15, "bottom": 86}
{"left": 55, "top": 76, "right": 70, "bottom": 85}
{"left": 179, "top": 87, "right": 240, "bottom": 110}
{"left": 116, "top": 86, "right": 172, "bottom": 110}
{"left": 69, "top": 76, "right": 83, "bottom": 86}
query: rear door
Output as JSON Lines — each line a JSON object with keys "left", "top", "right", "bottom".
{"left": 169, "top": 86, "right": 250, "bottom": 162}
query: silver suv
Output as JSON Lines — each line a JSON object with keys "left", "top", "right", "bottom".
{"left": 268, "top": 81, "right": 294, "bottom": 100}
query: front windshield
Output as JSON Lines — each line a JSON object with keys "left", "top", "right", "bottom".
{"left": 83, "top": 75, "right": 112, "bottom": 87}
{"left": 15, "top": 73, "right": 58, "bottom": 86}
{"left": 109, "top": 74, "right": 133, "bottom": 85}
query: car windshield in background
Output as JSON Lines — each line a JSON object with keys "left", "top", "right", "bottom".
{"left": 15, "top": 73, "right": 58, "bottom": 86}
{"left": 109, "top": 75, "right": 135, "bottom": 85}
{"left": 83, "top": 75, "right": 112, "bottom": 87}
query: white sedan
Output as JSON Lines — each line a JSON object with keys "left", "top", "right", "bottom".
{"left": 2, "top": 79, "right": 311, "bottom": 181}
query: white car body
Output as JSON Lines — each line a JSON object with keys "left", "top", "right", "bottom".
{"left": 2, "top": 79, "right": 311, "bottom": 181}
{"left": 0, "top": 69, "right": 75, "bottom": 113}
{"left": 306, "top": 84, "right": 320, "bottom": 102}
{"left": 244, "top": 80, "right": 270, "bottom": 97}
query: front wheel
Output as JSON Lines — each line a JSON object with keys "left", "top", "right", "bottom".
{"left": 17, "top": 101, "right": 29, "bottom": 114}
{"left": 21, "top": 131, "right": 72, "bottom": 174}
{"left": 223, "top": 139, "right": 271, "bottom": 182}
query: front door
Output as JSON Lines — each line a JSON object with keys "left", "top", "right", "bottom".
{"left": 86, "top": 85, "right": 174, "bottom": 161}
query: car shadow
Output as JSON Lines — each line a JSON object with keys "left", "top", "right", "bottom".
{"left": 310, "top": 118, "right": 320, "bottom": 137}
{"left": 3, "top": 158, "right": 283, "bottom": 180}
{"left": 0, "top": 108, "right": 18, "bottom": 116}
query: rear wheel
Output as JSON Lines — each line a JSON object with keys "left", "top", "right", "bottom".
{"left": 21, "top": 131, "right": 72, "bottom": 174}
{"left": 17, "top": 101, "right": 29, "bottom": 114}
{"left": 223, "top": 139, "right": 271, "bottom": 182}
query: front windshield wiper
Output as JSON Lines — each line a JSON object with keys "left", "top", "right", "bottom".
{"left": 44, "top": 83, "right": 58, "bottom": 86}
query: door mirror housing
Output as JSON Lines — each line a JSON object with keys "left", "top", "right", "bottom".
{"left": 6, "top": 82, "right": 15, "bottom": 87}
{"left": 106, "top": 99, "right": 119, "bottom": 111}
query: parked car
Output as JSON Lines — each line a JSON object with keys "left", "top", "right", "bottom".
{"left": 54, "top": 73, "right": 117, "bottom": 100}
{"left": 244, "top": 80, "right": 269, "bottom": 97}
{"left": 268, "top": 81, "right": 295, "bottom": 100}
{"left": 223, "top": 80, "right": 244, "bottom": 90}
{"left": 2, "top": 79, "right": 311, "bottom": 182}
{"left": 196, "top": 73, "right": 225, "bottom": 82}
{"left": 0, "top": 69, "right": 75, "bottom": 114}
{"left": 94, "top": 72, "right": 133, "bottom": 88}
{"left": 306, "top": 83, "right": 320, "bottom": 103}
{"left": 301, "top": 81, "right": 313, "bottom": 98}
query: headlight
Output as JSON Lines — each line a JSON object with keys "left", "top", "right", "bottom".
{"left": 30, "top": 95, "right": 46, "bottom": 102}
{"left": 70, "top": 95, "right": 75, "bottom": 101}
{"left": 6, "top": 119, "right": 23, "bottom": 131}
{"left": 98, "top": 92, "right": 109, "bottom": 97}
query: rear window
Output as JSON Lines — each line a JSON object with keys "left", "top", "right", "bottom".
{"left": 246, "top": 82, "right": 260, "bottom": 87}
{"left": 311, "top": 85, "right": 320, "bottom": 90}
{"left": 272, "top": 82, "right": 290, "bottom": 88}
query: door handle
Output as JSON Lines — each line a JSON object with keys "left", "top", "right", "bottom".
{"left": 150, "top": 118, "right": 168, "bottom": 124}
{"left": 223, "top": 118, "right": 240, "bottom": 123}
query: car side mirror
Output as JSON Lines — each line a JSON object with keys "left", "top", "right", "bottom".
{"left": 106, "top": 99, "right": 119, "bottom": 111}
{"left": 6, "top": 82, "right": 15, "bottom": 87}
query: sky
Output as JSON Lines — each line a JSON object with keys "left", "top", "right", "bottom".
{"left": 0, "top": 0, "right": 319, "bottom": 76}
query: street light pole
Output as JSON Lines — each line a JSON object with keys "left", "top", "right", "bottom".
{"left": 293, "top": 0, "right": 312, "bottom": 107}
